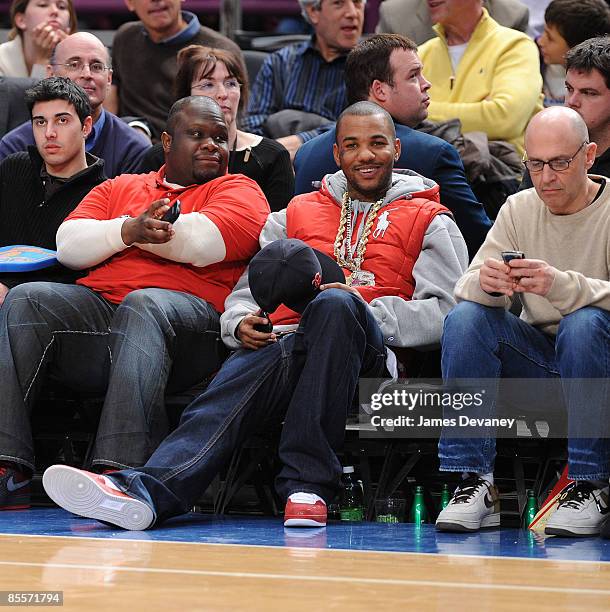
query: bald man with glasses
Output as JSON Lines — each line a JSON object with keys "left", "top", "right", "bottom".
{"left": 435, "top": 106, "right": 610, "bottom": 538}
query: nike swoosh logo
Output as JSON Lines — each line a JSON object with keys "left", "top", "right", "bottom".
{"left": 6, "top": 476, "right": 30, "bottom": 492}
{"left": 484, "top": 493, "right": 495, "bottom": 508}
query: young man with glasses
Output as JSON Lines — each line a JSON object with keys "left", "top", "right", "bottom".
{"left": 0, "top": 32, "right": 150, "bottom": 178}
{"left": 435, "top": 106, "right": 610, "bottom": 537}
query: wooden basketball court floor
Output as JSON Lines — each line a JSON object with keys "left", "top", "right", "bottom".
{"left": 1, "top": 508, "right": 610, "bottom": 611}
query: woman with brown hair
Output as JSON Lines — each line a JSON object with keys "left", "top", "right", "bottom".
{"left": 0, "top": 0, "right": 77, "bottom": 78}
{"left": 141, "top": 45, "right": 294, "bottom": 212}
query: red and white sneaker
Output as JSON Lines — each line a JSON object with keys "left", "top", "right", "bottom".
{"left": 284, "top": 492, "right": 327, "bottom": 527}
{"left": 42, "top": 465, "right": 154, "bottom": 531}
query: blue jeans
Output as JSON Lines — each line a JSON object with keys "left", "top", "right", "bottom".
{"left": 108, "top": 289, "right": 387, "bottom": 526}
{"left": 439, "top": 301, "right": 610, "bottom": 480}
{"left": 0, "top": 282, "right": 224, "bottom": 471}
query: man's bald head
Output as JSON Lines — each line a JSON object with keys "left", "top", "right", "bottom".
{"left": 53, "top": 32, "right": 110, "bottom": 67}
{"left": 165, "top": 95, "right": 226, "bottom": 135}
{"left": 336, "top": 101, "right": 395, "bottom": 144}
{"left": 48, "top": 32, "right": 112, "bottom": 118}
{"left": 525, "top": 106, "right": 589, "bottom": 151}
{"left": 524, "top": 106, "right": 598, "bottom": 214}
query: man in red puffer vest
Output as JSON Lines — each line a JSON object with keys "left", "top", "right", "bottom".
{"left": 43, "top": 101, "right": 469, "bottom": 532}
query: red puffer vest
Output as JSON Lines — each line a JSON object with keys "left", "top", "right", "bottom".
{"left": 270, "top": 181, "right": 450, "bottom": 326}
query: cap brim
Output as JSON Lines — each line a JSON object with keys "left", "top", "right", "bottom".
{"left": 314, "top": 249, "right": 345, "bottom": 284}
{"left": 285, "top": 249, "right": 345, "bottom": 313}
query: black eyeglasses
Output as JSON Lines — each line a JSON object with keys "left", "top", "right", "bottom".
{"left": 523, "top": 141, "right": 588, "bottom": 173}
{"left": 53, "top": 60, "right": 110, "bottom": 74}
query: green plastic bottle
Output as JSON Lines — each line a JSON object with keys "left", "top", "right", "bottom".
{"left": 339, "top": 466, "right": 364, "bottom": 521}
{"left": 524, "top": 489, "right": 538, "bottom": 529}
{"left": 439, "top": 484, "right": 451, "bottom": 511}
{"left": 409, "top": 485, "right": 428, "bottom": 524}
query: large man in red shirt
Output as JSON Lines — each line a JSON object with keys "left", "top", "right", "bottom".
{"left": 0, "top": 96, "right": 269, "bottom": 509}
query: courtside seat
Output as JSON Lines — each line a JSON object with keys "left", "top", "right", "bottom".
{"left": 0, "top": 76, "right": 39, "bottom": 138}
{"left": 31, "top": 378, "right": 213, "bottom": 474}
{"left": 242, "top": 49, "right": 268, "bottom": 86}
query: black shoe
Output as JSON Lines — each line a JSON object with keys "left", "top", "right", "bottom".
{"left": 0, "top": 465, "right": 31, "bottom": 510}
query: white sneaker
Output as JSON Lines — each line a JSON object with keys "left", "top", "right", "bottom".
{"left": 435, "top": 476, "right": 500, "bottom": 532}
{"left": 43, "top": 465, "right": 154, "bottom": 531}
{"left": 545, "top": 481, "right": 609, "bottom": 537}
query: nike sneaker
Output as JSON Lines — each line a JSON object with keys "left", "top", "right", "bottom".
{"left": 43, "top": 465, "right": 154, "bottom": 530}
{"left": 0, "top": 464, "right": 31, "bottom": 510}
{"left": 545, "top": 481, "right": 609, "bottom": 537}
{"left": 435, "top": 476, "right": 500, "bottom": 532}
{"left": 284, "top": 492, "right": 327, "bottom": 527}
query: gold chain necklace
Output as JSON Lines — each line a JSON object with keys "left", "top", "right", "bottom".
{"left": 333, "top": 191, "right": 384, "bottom": 286}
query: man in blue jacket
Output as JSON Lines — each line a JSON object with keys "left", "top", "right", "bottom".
{"left": 0, "top": 33, "right": 149, "bottom": 178}
{"left": 294, "top": 34, "right": 491, "bottom": 258}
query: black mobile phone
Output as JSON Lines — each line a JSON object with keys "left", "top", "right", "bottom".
{"left": 253, "top": 311, "right": 273, "bottom": 333}
{"left": 161, "top": 199, "right": 181, "bottom": 223}
{"left": 502, "top": 250, "right": 525, "bottom": 263}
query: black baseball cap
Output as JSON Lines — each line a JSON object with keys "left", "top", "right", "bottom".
{"left": 248, "top": 238, "right": 345, "bottom": 314}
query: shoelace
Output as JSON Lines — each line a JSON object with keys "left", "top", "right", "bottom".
{"left": 558, "top": 481, "right": 598, "bottom": 509}
{"left": 451, "top": 477, "right": 488, "bottom": 505}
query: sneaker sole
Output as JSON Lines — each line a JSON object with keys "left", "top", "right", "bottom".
{"left": 284, "top": 518, "right": 326, "bottom": 527}
{"left": 545, "top": 525, "right": 600, "bottom": 537}
{"left": 43, "top": 465, "right": 154, "bottom": 531}
{"left": 436, "top": 513, "right": 500, "bottom": 532}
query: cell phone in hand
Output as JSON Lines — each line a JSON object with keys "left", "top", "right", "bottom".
{"left": 502, "top": 250, "right": 525, "bottom": 263}
{"left": 161, "top": 199, "right": 181, "bottom": 223}
{"left": 253, "top": 311, "right": 273, "bottom": 333}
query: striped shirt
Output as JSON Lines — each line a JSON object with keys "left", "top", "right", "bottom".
{"left": 243, "top": 37, "right": 348, "bottom": 143}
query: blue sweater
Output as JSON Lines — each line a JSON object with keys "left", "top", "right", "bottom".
{"left": 0, "top": 110, "right": 150, "bottom": 179}
{"left": 294, "top": 123, "right": 491, "bottom": 258}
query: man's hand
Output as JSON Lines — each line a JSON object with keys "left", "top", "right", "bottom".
{"left": 321, "top": 282, "right": 365, "bottom": 301}
{"left": 276, "top": 135, "right": 303, "bottom": 161}
{"left": 508, "top": 258, "right": 556, "bottom": 296}
{"left": 31, "top": 21, "right": 67, "bottom": 65}
{"left": 121, "top": 198, "right": 176, "bottom": 246}
{"left": 0, "top": 283, "right": 9, "bottom": 307}
{"left": 236, "top": 311, "right": 276, "bottom": 350}
{"left": 479, "top": 257, "right": 515, "bottom": 296}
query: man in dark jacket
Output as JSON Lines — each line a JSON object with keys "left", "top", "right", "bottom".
{"left": 294, "top": 34, "right": 491, "bottom": 259}
{"left": 0, "top": 76, "right": 105, "bottom": 307}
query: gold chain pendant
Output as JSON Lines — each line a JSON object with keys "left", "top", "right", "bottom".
{"left": 347, "top": 270, "right": 376, "bottom": 287}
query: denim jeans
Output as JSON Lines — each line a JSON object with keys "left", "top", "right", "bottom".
{"left": 0, "top": 282, "right": 224, "bottom": 471}
{"left": 439, "top": 301, "right": 610, "bottom": 480}
{"left": 107, "top": 289, "right": 387, "bottom": 526}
